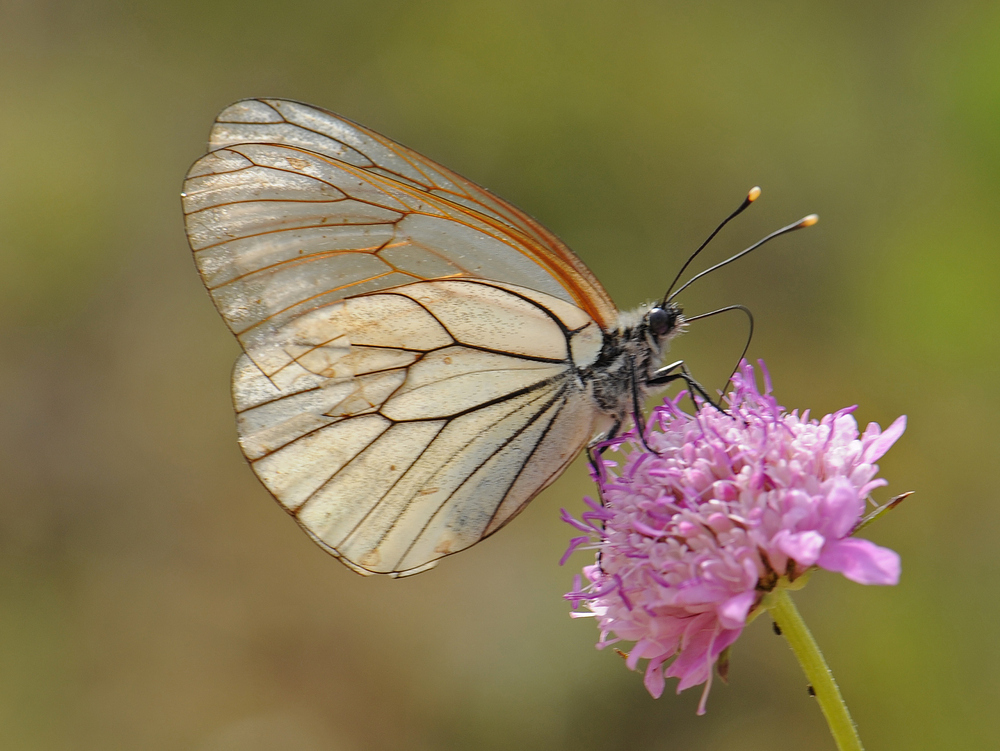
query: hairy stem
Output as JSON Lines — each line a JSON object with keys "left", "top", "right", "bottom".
{"left": 767, "top": 589, "right": 864, "bottom": 751}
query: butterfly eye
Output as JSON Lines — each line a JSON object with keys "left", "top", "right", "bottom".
{"left": 648, "top": 307, "right": 676, "bottom": 336}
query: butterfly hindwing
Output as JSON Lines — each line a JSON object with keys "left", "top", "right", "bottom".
{"left": 230, "top": 280, "right": 599, "bottom": 575}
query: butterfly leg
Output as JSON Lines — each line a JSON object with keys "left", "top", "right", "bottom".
{"left": 586, "top": 418, "right": 621, "bottom": 504}
{"left": 628, "top": 358, "right": 659, "bottom": 455}
{"left": 585, "top": 425, "right": 620, "bottom": 574}
{"left": 647, "top": 360, "right": 725, "bottom": 413}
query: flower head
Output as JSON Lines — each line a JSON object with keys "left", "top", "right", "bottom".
{"left": 563, "top": 360, "right": 906, "bottom": 711}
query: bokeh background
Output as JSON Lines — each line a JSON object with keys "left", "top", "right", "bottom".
{"left": 1, "top": 1, "right": 997, "bottom": 748}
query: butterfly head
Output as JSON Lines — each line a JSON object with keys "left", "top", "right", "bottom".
{"left": 643, "top": 301, "right": 684, "bottom": 353}
{"left": 647, "top": 303, "right": 681, "bottom": 338}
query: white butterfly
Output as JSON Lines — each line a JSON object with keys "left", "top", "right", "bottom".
{"left": 182, "top": 98, "right": 814, "bottom": 576}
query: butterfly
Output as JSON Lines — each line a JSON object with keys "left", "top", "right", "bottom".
{"left": 182, "top": 98, "right": 815, "bottom": 577}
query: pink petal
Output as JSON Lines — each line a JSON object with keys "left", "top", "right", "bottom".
{"left": 714, "top": 627, "right": 743, "bottom": 657}
{"left": 672, "top": 660, "right": 711, "bottom": 692}
{"left": 626, "top": 638, "right": 665, "bottom": 670}
{"left": 821, "top": 480, "right": 864, "bottom": 538}
{"left": 775, "top": 530, "right": 826, "bottom": 567}
{"left": 665, "top": 617, "right": 714, "bottom": 689}
{"left": 818, "top": 538, "right": 901, "bottom": 585}
{"left": 717, "top": 591, "right": 755, "bottom": 629}
{"left": 644, "top": 658, "right": 667, "bottom": 698}
{"left": 862, "top": 415, "right": 907, "bottom": 463}
{"left": 858, "top": 478, "right": 888, "bottom": 497}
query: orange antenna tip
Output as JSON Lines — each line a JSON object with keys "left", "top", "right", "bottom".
{"left": 799, "top": 214, "right": 819, "bottom": 228}
{"left": 748, "top": 186, "right": 762, "bottom": 202}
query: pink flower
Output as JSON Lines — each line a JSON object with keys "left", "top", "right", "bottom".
{"left": 563, "top": 360, "right": 905, "bottom": 712}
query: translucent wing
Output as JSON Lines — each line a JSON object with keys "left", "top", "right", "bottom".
{"left": 203, "top": 97, "right": 617, "bottom": 329}
{"left": 232, "top": 279, "right": 604, "bottom": 576}
{"left": 182, "top": 101, "right": 613, "bottom": 575}
{"left": 184, "top": 139, "right": 607, "bottom": 378}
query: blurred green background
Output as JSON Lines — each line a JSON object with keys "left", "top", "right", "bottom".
{"left": 1, "top": 0, "right": 996, "bottom": 748}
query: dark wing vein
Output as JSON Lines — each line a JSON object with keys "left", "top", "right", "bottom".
{"left": 391, "top": 385, "right": 569, "bottom": 570}
{"left": 339, "top": 380, "right": 568, "bottom": 558}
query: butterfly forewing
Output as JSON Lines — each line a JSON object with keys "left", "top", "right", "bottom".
{"left": 205, "top": 98, "right": 616, "bottom": 328}
{"left": 183, "top": 99, "right": 612, "bottom": 576}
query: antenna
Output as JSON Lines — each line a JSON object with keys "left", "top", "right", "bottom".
{"left": 684, "top": 304, "right": 755, "bottom": 393}
{"left": 661, "top": 186, "right": 761, "bottom": 303}
{"left": 667, "top": 214, "right": 818, "bottom": 302}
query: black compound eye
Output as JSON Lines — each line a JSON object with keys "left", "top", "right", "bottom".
{"left": 648, "top": 307, "right": 675, "bottom": 336}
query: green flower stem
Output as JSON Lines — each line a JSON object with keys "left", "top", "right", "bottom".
{"left": 767, "top": 589, "right": 864, "bottom": 751}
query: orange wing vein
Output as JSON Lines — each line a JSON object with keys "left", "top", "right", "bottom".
{"left": 203, "top": 97, "right": 617, "bottom": 330}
